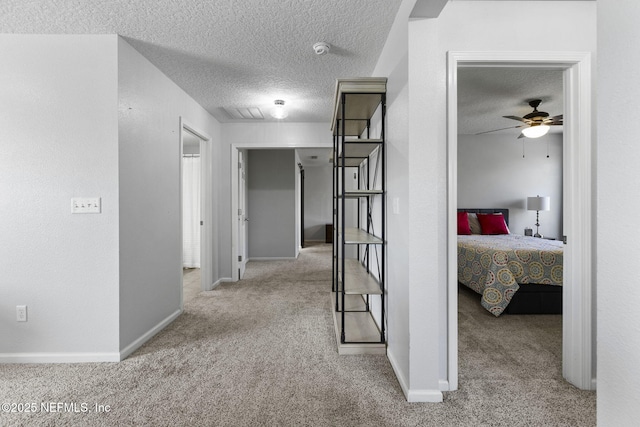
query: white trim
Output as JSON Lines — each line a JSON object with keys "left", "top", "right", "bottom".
{"left": 407, "top": 389, "right": 444, "bottom": 403}
{"left": 446, "top": 51, "right": 594, "bottom": 391}
{"left": 387, "top": 348, "right": 410, "bottom": 399}
{"left": 0, "top": 308, "right": 183, "bottom": 363}
{"left": 119, "top": 309, "right": 182, "bottom": 361}
{"left": 0, "top": 352, "right": 121, "bottom": 363}
{"left": 387, "top": 348, "right": 443, "bottom": 402}
{"left": 211, "top": 277, "right": 232, "bottom": 289}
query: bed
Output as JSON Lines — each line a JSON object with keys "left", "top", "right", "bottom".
{"left": 457, "top": 209, "right": 563, "bottom": 316}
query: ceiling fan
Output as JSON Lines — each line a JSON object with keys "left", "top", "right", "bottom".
{"left": 477, "top": 99, "right": 563, "bottom": 139}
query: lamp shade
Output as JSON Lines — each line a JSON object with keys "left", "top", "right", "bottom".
{"left": 527, "top": 196, "right": 550, "bottom": 211}
{"left": 521, "top": 124, "right": 550, "bottom": 139}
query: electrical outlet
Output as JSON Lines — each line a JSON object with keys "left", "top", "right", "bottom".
{"left": 16, "top": 305, "right": 27, "bottom": 322}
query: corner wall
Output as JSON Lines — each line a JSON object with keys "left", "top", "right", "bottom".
{"left": 117, "top": 38, "right": 221, "bottom": 353}
{"left": 372, "top": 0, "right": 596, "bottom": 400}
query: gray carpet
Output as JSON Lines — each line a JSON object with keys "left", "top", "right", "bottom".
{"left": 0, "top": 244, "right": 595, "bottom": 426}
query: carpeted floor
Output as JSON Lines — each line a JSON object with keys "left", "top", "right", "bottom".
{"left": 0, "top": 244, "right": 595, "bottom": 426}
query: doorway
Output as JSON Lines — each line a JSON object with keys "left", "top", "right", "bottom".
{"left": 446, "top": 52, "right": 594, "bottom": 391}
{"left": 230, "top": 142, "right": 333, "bottom": 281}
{"left": 180, "top": 118, "right": 214, "bottom": 307}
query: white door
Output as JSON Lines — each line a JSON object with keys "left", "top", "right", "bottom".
{"left": 238, "top": 150, "right": 248, "bottom": 278}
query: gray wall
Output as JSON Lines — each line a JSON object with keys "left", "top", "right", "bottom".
{"left": 118, "top": 38, "right": 221, "bottom": 351}
{"left": 303, "top": 165, "right": 333, "bottom": 241}
{"left": 247, "top": 150, "right": 296, "bottom": 258}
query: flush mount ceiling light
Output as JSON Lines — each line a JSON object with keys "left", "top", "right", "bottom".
{"left": 270, "top": 99, "right": 288, "bottom": 119}
{"left": 521, "top": 124, "right": 550, "bottom": 139}
{"left": 313, "top": 42, "right": 330, "bottom": 55}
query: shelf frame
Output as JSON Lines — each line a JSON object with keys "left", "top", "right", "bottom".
{"left": 332, "top": 78, "right": 387, "bottom": 347}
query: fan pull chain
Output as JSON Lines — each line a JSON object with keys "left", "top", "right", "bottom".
{"left": 547, "top": 139, "right": 550, "bottom": 158}
{"left": 522, "top": 139, "right": 525, "bottom": 158}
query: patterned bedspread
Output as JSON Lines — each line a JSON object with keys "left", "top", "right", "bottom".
{"left": 458, "top": 235, "right": 563, "bottom": 316}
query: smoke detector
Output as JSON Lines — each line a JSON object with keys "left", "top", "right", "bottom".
{"left": 313, "top": 42, "right": 330, "bottom": 55}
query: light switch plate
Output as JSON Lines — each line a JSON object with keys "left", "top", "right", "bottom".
{"left": 71, "top": 197, "right": 101, "bottom": 214}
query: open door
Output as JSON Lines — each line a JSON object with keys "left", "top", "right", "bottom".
{"left": 237, "top": 150, "right": 248, "bottom": 279}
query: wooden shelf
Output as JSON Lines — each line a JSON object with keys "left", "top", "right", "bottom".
{"left": 330, "top": 295, "right": 386, "bottom": 355}
{"left": 340, "top": 227, "right": 383, "bottom": 245}
{"left": 336, "top": 140, "right": 382, "bottom": 167}
{"left": 331, "top": 78, "right": 388, "bottom": 136}
{"left": 339, "top": 189, "right": 384, "bottom": 198}
{"left": 338, "top": 259, "right": 382, "bottom": 295}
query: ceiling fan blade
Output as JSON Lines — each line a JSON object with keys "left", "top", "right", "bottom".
{"left": 475, "top": 125, "right": 524, "bottom": 135}
{"left": 503, "top": 115, "right": 528, "bottom": 123}
{"left": 548, "top": 121, "right": 563, "bottom": 126}
{"left": 550, "top": 114, "right": 563, "bottom": 121}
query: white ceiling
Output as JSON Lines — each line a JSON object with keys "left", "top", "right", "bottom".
{"left": 296, "top": 148, "right": 333, "bottom": 167}
{"left": 1, "top": 1, "right": 567, "bottom": 134}
{"left": 0, "top": 0, "right": 402, "bottom": 123}
{"left": 458, "top": 67, "right": 564, "bottom": 136}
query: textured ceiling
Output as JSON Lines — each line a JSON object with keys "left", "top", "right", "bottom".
{"left": 458, "top": 67, "right": 564, "bottom": 136}
{"left": 0, "top": 0, "right": 403, "bottom": 123}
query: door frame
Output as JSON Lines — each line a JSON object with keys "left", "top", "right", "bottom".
{"left": 230, "top": 141, "right": 332, "bottom": 281}
{"left": 237, "top": 149, "right": 248, "bottom": 279}
{"left": 179, "top": 118, "right": 214, "bottom": 307}
{"left": 446, "top": 51, "right": 594, "bottom": 390}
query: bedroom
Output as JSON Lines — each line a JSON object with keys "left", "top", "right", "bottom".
{"left": 456, "top": 66, "right": 565, "bottom": 375}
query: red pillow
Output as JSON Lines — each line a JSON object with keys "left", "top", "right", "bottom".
{"left": 457, "top": 211, "right": 471, "bottom": 235}
{"left": 477, "top": 213, "right": 510, "bottom": 235}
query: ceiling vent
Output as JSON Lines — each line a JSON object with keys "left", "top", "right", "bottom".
{"left": 224, "top": 107, "right": 264, "bottom": 120}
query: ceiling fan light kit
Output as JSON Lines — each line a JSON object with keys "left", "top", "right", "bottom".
{"left": 478, "top": 99, "right": 563, "bottom": 139}
{"left": 521, "top": 124, "right": 550, "bottom": 138}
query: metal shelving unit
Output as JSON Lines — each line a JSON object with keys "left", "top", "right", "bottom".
{"left": 331, "top": 78, "right": 386, "bottom": 354}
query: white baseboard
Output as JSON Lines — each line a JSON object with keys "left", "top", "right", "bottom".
{"left": 119, "top": 308, "right": 182, "bottom": 360}
{"left": 407, "top": 389, "right": 444, "bottom": 403}
{"left": 439, "top": 379, "right": 450, "bottom": 391}
{"left": 209, "top": 277, "right": 232, "bottom": 290}
{"left": 387, "top": 349, "right": 410, "bottom": 399}
{"left": 0, "top": 352, "right": 120, "bottom": 363}
{"left": 0, "top": 309, "right": 183, "bottom": 364}
{"left": 387, "top": 348, "right": 444, "bottom": 403}
{"left": 249, "top": 257, "right": 297, "bottom": 261}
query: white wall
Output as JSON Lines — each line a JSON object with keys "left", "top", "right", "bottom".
{"left": 458, "top": 133, "right": 563, "bottom": 239}
{"left": 247, "top": 150, "right": 296, "bottom": 259}
{"left": 597, "top": 0, "right": 640, "bottom": 424}
{"left": 117, "top": 38, "right": 221, "bottom": 351}
{"left": 371, "top": 0, "right": 414, "bottom": 399}
{"left": 373, "top": 0, "right": 596, "bottom": 400}
{"left": 303, "top": 165, "right": 333, "bottom": 241}
{"left": 0, "top": 35, "right": 222, "bottom": 362}
{"left": 0, "top": 35, "right": 120, "bottom": 360}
